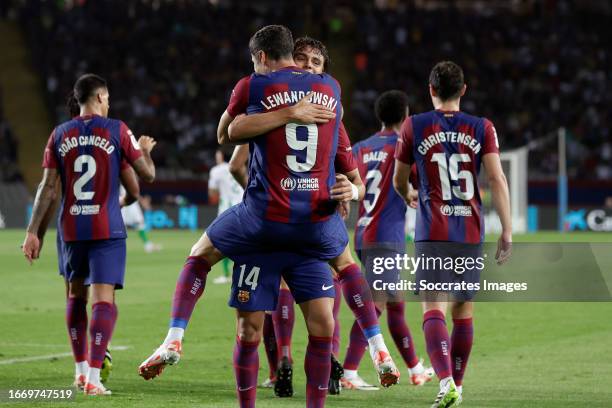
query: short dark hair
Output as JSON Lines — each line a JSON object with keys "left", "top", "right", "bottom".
{"left": 293, "top": 36, "right": 331, "bottom": 71}
{"left": 248, "top": 25, "right": 294, "bottom": 61}
{"left": 375, "top": 90, "right": 409, "bottom": 126}
{"left": 429, "top": 61, "right": 465, "bottom": 101}
{"left": 67, "top": 73, "right": 107, "bottom": 117}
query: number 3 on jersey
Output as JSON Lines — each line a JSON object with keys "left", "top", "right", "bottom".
{"left": 431, "top": 153, "right": 474, "bottom": 201}
{"left": 364, "top": 169, "right": 382, "bottom": 213}
{"left": 285, "top": 123, "right": 318, "bottom": 172}
{"left": 73, "top": 154, "right": 96, "bottom": 201}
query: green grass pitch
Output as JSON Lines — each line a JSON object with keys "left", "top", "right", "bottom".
{"left": 1, "top": 229, "right": 611, "bottom": 407}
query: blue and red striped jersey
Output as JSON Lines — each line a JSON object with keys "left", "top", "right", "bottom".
{"left": 353, "top": 130, "right": 406, "bottom": 250}
{"left": 395, "top": 110, "right": 499, "bottom": 243}
{"left": 42, "top": 114, "right": 142, "bottom": 241}
{"left": 227, "top": 66, "right": 343, "bottom": 223}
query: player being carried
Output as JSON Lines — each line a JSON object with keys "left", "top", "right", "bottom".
{"left": 22, "top": 73, "right": 156, "bottom": 396}
{"left": 393, "top": 61, "right": 512, "bottom": 407}
{"left": 225, "top": 36, "right": 398, "bottom": 396}
{"left": 342, "top": 90, "right": 434, "bottom": 391}
{"left": 139, "top": 26, "right": 398, "bottom": 408}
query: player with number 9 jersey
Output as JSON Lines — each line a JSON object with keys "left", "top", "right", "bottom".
{"left": 226, "top": 67, "right": 343, "bottom": 224}
{"left": 208, "top": 65, "right": 348, "bottom": 262}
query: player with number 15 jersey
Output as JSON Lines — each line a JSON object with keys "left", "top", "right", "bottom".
{"left": 395, "top": 105, "right": 499, "bottom": 243}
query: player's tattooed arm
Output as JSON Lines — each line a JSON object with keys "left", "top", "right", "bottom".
{"left": 22, "top": 168, "right": 59, "bottom": 263}
{"left": 483, "top": 153, "right": 513, "bottom": 264}
{"left": 132, "top": 136, "right": 156, "bottom": 183}
{"left": 227, "top": 93, "right": 336, "bottom": 142}
{"left": 120, "top": 166, "right": 140, "bottom": 207}
{"left": 229, "top": 144, "right": 249, "bottom": 189}
{"left": 34, "top": 177, "right": 60, "bottom": 252}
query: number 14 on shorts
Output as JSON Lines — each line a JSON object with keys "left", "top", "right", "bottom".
{"left": 237, "top": 265, "right": 260, "bottom": 290}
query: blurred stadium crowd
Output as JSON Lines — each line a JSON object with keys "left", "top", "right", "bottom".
{"left": 0, "top": 92, "right": 21, "bottom": 182}
{"left": 1, "top": 0, "right": 610, "bottom": 180}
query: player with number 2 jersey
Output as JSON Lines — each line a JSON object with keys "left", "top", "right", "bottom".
{"left": 23, "top": 73, "right": 156, "bottom": 396}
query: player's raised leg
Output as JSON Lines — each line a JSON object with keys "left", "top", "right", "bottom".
{"left": 139, "top": 232, "right": 223, "bottom": 379}
{"left": 341, "top": 306, "right": 381, "bottom": 391}
{"left": 331, "top": 247, "right": 400, "bottom": 387}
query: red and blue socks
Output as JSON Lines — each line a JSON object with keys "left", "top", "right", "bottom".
{"left": 272, "top": 288, "right": 295, "bottom": 361}
{"left": 66, "top": 297, "right": 88, "bottom": 370}
{"left": 169, "top": 256, "right": 210, "bottom": 333}
{"left": 233, "top": 337, "right": 259, "bottom": 408}
{"left": 87, "top": 302, "right": 117, "bottom": 385}
{"left": 387, "top": 302, "right": 419, "bottom": 369}
{"left": 451, "top": 317, "right": 473, "bottom": 387}
{"left": 423, "top": 310, "right": 452, "bottom": 381}
{"left": 305, "top": 335, "right": 332, "bottom": 408}
{"left": 338, "top": 264, "right": 381, "bottom": 340}
{"left": 262, "top": 313, "right": 278, "bottom": 379}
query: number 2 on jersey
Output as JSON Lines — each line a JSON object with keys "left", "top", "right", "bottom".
{"left": 73, "top": 154, "right": 97, "bottom": 201}
{"left": 285, "top": 123, "right": 318, "bottom": 172}
{"left": 431, "top": 153, "right": 474, "bottom": 201}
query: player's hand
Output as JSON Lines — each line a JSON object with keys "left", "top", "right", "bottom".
{"left": 495, "top": 231, "right": 512, "bottom": 265}
{"left": 407, "top": 189, "right": 418, "bottom": 209}
{"left": 138, "top": 135, "right": 157, "bottom": 153}
{"left": 21, "top": 232, "right": 41, "bottom": 265}
{"left": 330, "top": 174, "right": 353, "bottom": 202}
{"left": 289, "top": 93, "right": 336, "bottom": 124}
{"left": 337, "top": 200, "right": 351, "bottom": 220}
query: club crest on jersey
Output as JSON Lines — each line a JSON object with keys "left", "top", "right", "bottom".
{"left": 237, "top": 290, "right": 250, "bottom": 303}
{"left": 440, "top": 204, "right": 472, "bottom": 217}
